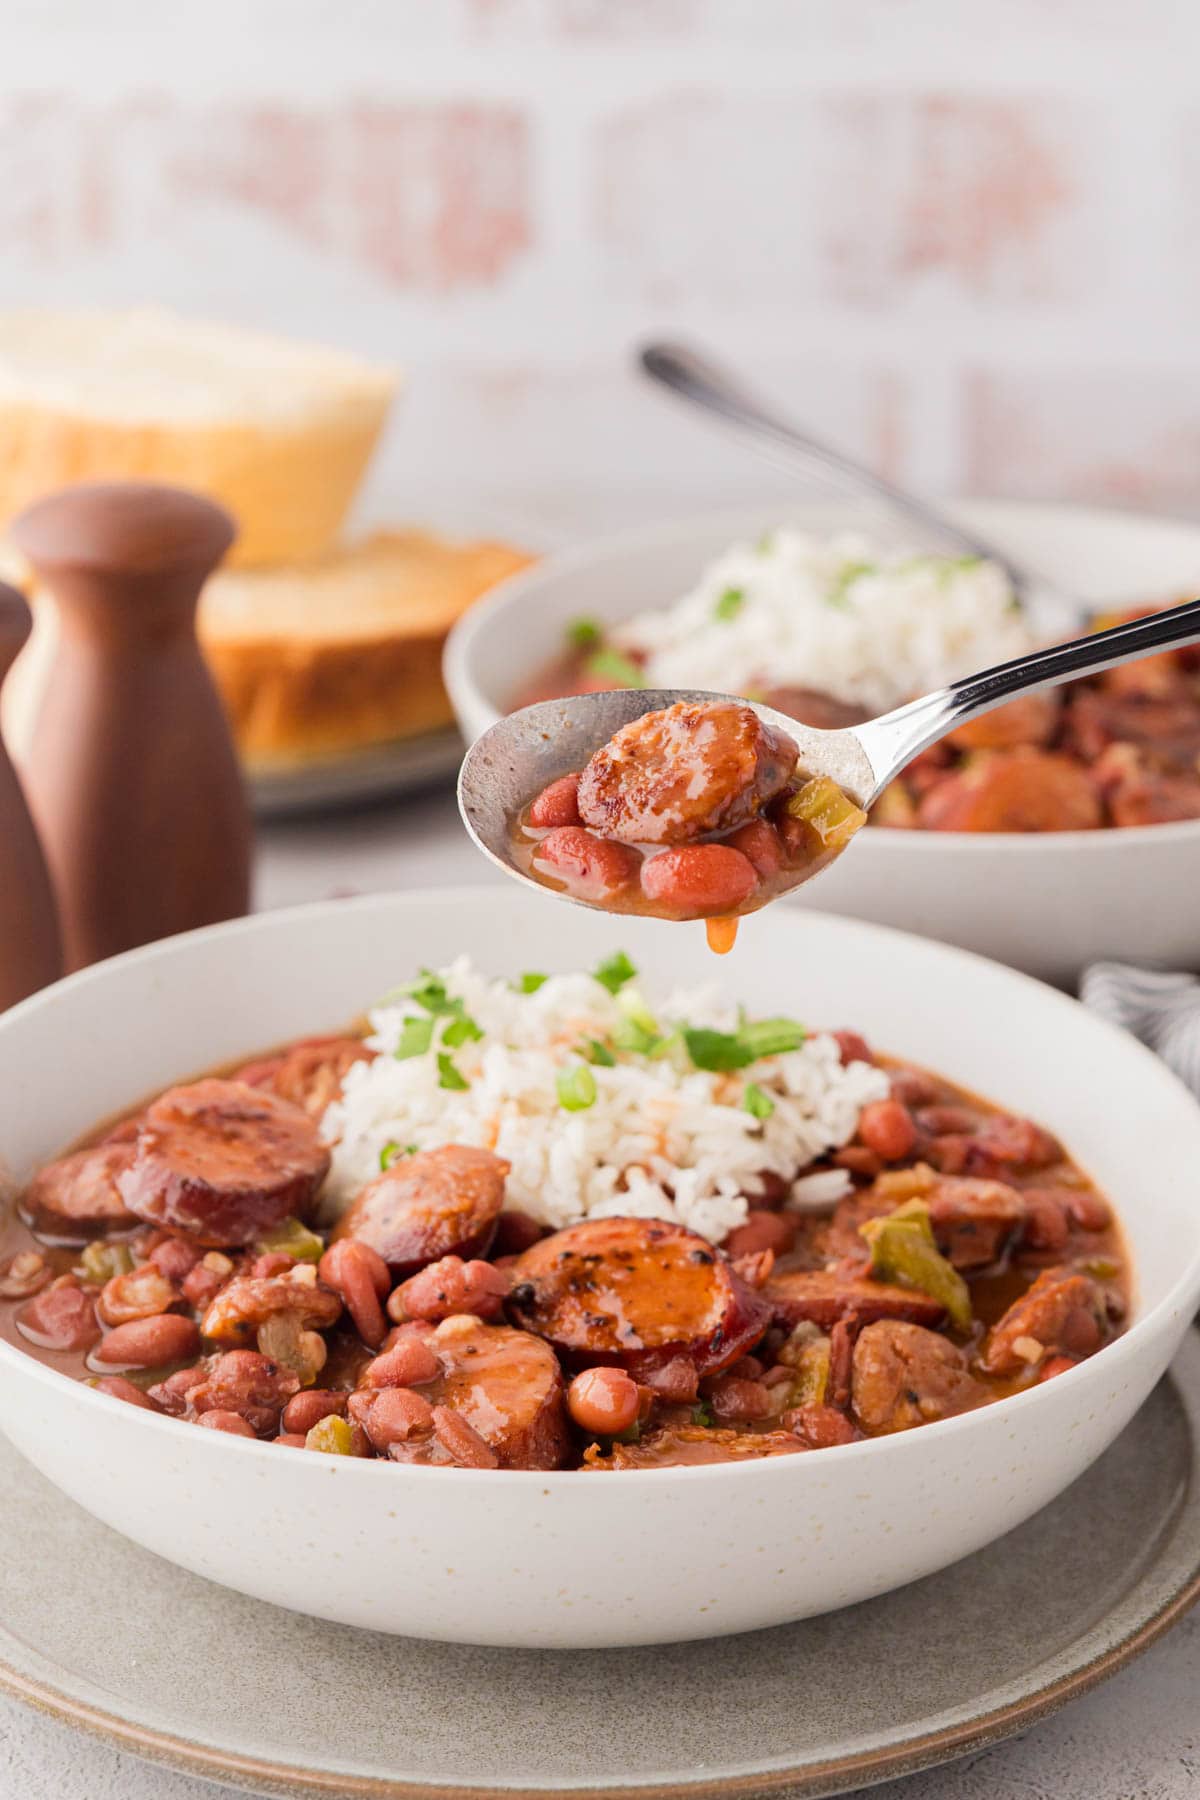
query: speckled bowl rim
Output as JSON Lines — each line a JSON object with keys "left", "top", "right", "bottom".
{"left": 1, "top": 1337, "right": 1199, "bottom": 1800}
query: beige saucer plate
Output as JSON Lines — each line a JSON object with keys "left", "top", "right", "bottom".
{"left": 1, "top": 1333, "right": 1199, "bottom": 1800}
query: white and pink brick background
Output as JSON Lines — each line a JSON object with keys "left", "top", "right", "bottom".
{"left": 5, "top": 0, "right": 1200, "bottom": 541}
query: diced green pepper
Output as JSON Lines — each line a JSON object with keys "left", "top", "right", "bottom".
{"left": 79, "top": 1241, "right": 134, "bottom": 1284}
{"left": 306, "top": 1415, "right": 353, "bottom": 1455}
{"left": 786, "top": 776, "right": 868, "bottom": 850}
{"left": 860, "top": 1200, "right": 972, "bottom": 1332}
{"left": 255, "top": 1217, "right": 325, "bottom": 1263}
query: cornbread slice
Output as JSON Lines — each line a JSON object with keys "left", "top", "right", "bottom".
{"left": 198, "top": 530, "right": 534, "bottom": 768}
{"left": 0, "top": 310, "right": 396, "bottom": 566}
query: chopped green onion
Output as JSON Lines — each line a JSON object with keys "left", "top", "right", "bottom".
{"left": 517, "top": 971, "right": 548, "bottom": 994}
{"left": 580, "top": 1036, "right": 617, "bottom": 1066}
{"left": 586, "top": 648, "right": 646, "bottom": 689}
{"left": 612, "top": 1017, "right": 662, "bottom": 1056}
{"left": 437, "top": 1053, "right": 470, "bottom": 1092}
{"left": 593, "top": 950, "right": 637, "bottom": 994}
{"left": 379, "top": 1141, "right": 418, "bottom": 1171}
{"left": 556, "top": 1063, "right": 598, "bottom": 1111}
{"left": 683, "top": 1016, "right": 805, "bottom": 1072}
{"left": 394, "top": 1016, "right": 435, "bottom": 1061}
{"left": 442, "top": 1013, "right": 483, "bottom": 1048}
{"left": 827, "top": 559, "right": 875, "bottom": 607}
{"left": 713, "top": 585, "right": 745, "bottom": 623}
{"left": 737, "top": 1017, "right": 806, "bottom": 1059}
{"left": 691, "top": 1400, "right": 715, "bottom": 1427}
{"left": 566, "top": 616, "right": 602, "bottom": 650}
{"left": 742, "top": 1082, "right": 775, "bottom": 1120}
{"left": 612, "top": 1418, "right": 642, "bottom": 1445}
{"left": 756, "top": 530, "right": 775, "bottom": 554}
{"left": 397, "top": 969, "right": 454, "bottom": 1014}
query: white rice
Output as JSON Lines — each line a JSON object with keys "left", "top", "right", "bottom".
{"left": 614, "top": 528, "right": 1033, "bottom": 713}
{"left": 320, "top": 956, "right": 888, "bottom": 1244}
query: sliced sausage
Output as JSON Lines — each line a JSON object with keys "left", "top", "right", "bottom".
{"left": 200, "top": 1267, "right": 343, "bottom": 1344}
{"left": 917, "top": 751, "right": 1103, "bottom": 834}
{"left": 981, "top": 1269, "right": 1108, "bottom": 1376}
{"left": 507, "top": 1215, "right": 770, "bottom": 1380}
{"left": 116, "top": 1080, "right": 331, "bottom": 1247}
{"left": 332, "top": 1144, "right": 508, "bottom": 1277}
{"left": 235, "top": 1035, "right": 374, "bottom": 1121}
{"left": 763, "top": 1268, "right": 946, "bottom": 1331}
{"left": 20, "top": 1141, "right": 138, "bottom": 1240}
{"left": 577, "top": 701, "right": 798, "bottom": 845}
{"left": 583, "top": 1424, "right": 806, "bottom": 1469}
{"left": 925, "top": 1177, "right": 1027, "bottom": 1270}
{"left": 374, "top": 1318, "right": 570, "bottom": 1470}
{"left": 852, "top": 1320, "right": 981, "bottom": 1434}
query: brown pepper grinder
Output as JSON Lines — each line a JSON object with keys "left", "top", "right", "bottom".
{"left": 11, "top": 481, "right": 252, "bottom": 971}
{"left": 0, "top": 584, "right": 64, "bottom": 1007}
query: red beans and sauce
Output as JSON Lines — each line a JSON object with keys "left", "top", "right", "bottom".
{"left": 511, "top": 700, "right": 867, "bottom": 952}
{"left": 523, "top": 609, "right": 1200, "bottom": 834}
{"left": 0, "top": 1020, "right": 1130, "bottom": 1470}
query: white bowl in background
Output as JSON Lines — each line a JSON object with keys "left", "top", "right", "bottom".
{"left": 444, "top": 500, "right": 1200, "bottom": 986}
{"left": 0, "top": 887, "right": 1198, "bottom": 1648}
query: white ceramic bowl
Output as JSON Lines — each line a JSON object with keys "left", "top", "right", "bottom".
{"left": 444, "top": 500, "right": 1200, "bottom": 987}
{"left": 1, "top": 887, "right": 1199, "bottom": 1650}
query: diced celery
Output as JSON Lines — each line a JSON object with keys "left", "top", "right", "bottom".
{"left": 255, "top": 1217, "right": 324, "bottom": 1263}
{"left": 79, "top": 1241, "right": 134, "bottom": 1285}
{"left": 306, "top": 1415, "right": 353, "bottom": 1455}
{"left": 786, "top": 776, "right": 868, "bottom": 849}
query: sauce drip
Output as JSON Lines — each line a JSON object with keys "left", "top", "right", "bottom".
{"left": 705, "top": 916, "right": 739, "bottom": 955}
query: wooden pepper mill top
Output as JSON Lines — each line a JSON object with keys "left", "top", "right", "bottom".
{"left": 0, "top": 583, "right": 64, "bottom": 1008}
{"left": 12, "top": 481, "right": 251, "bottom": 972}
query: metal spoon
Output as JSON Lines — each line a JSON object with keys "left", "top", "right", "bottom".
{"left": 459, "top": 597, "right": 1200, "bottom": 911}
{"left": 640, "top": 340, "right": 1089, "bottom": 634}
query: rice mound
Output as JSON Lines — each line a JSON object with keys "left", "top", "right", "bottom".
{"left": 320, "top": 956, "right": 889, "bottom": 1244}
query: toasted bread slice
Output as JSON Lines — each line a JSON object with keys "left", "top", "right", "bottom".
{"left": 198, "top": 530, "right": 533, "bottom": 767}
{"left": 0, "top": 310, "right": 396, "bottom": 566}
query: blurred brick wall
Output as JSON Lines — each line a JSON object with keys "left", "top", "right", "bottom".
{"left": 3, "top": 0, "right": 1199, "bottom": 535}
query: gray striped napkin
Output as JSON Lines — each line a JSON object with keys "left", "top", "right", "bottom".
{"left": 1081, "top": 963, "right": 1200, "bottom": 1099}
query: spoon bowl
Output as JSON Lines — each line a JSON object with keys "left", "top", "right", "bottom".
{"left": 458, "top": 597, "right": 1200, "bottom": 917}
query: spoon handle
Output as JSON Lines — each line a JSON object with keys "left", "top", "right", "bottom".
{"left": 856, "top": 596, "right": 1200, "bottom": 797}
{"left": 641, "top": 340, "right": 1035, "bottom": 589}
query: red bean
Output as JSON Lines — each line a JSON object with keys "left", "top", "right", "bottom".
{"left": 723, "top": 1211, "right": 796, "bottom": 1259}
{"left": 196, "top": 1409, "right": 257, "bottom": 1436}
{"left": 785, "top": 1401, "right": 857, "bottom": 1448}
{"left": 348, "top": 1385, "right": 434, "bottom": 1452}
{"left": 281, "top": 1389, "right": 348, "bottom": 1435}
{"left": 492, "top": 1210, "right": 548, "bottom": 1257}
{"left": 0, "top": 1251, "right": 51, "bottom": 1300}
{"left": 360, "top": 1333, "right": 442, "bottom": 1389}
{"left": 889, "top": 1067, "right": 937, "bottom": 1107}
{"left": 725, "top": 1354, "right": 765, "bottom": 1380}
{"left": 731, "top": 1248, "right": 775, "bottom": 1290}
{"left": 1022, "top": 1192, "right": 1070, "bottom": 1254}
{"left": 251, "top": 1252, "right": 296, "bottom": 1280}
{"left": 639, "top": 1356, "right": 699, "bottom": 1403}
{"left": 706, "top": 1376, "right": 772, "bottom": 1424}
{"left": 858, "top": 1099, "right": 917, "bottom": 1163}
{"left": 833, "top": 1145, "right": 884, "bottom": 1178}
{"left": 274, "top": 1432, "right": 308, "bottom": 1447}
{"left": 94, "top": 1313, "right": 201, "bottom": 1369}
{"left": 431, "top": 1404, "right": 500, "bottom": 1468}
{"left": 92, "top": 1375, "right": 163, "bottom": 1412}
{"left": 567, "top": 1367, "right": 640, "bottom": 1436}
{"left": 149, "top": 1238, "right": 203, "bottom": 1282}
{"left": 528, "top": 774, "right": 583, "bottom": 829}
{"left": 1039, "top": 1354, "right": 1079, "bottom": 1383}
{"left": 1066, "top": 1190, "right": 1111, "bottom": 1232}
{"left": 390, "top": 1256, "right": 510, "bottom": 1324}
{"left": 17, "top": 1280, "right": 101, "bottom": 1353}
{"left": 534, "top": 827, "right": 640, "bottom": 900}
{"left": 640, "top": 844, "right": 758, "bottom": 915}
{"left": 181, "top": 1264, "right": 225, "bottom": 1310}
{"left": 726, "top": 819, "right": 784, "bottom": 878}
{"left": 319, "top": 1239, "right": 390, "bottom": 1349}
{"left": 833, "top": 1031, "right": 874, "bottom": 1067}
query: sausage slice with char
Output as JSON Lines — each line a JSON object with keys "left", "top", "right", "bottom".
{"left": 764, "top": 1267, "right": 946, "bottom": 1331}
{"left": 117, "top": 1079, "right": 331, "bottom": 1247}
{"left": 20, "top": 1141, "right": 138, "bottom": 1240}
{"left": 507, "top": 1215, "right": 770, "bottom": 1379}
{"left": 584, "top": 1424, "right": 806, "bottom": 1469}
{"left": 577, "top": 701, "right": 798, "bottom": 845}
{"left": 332, "top": 1144, "right": 507, "bottom": 1277}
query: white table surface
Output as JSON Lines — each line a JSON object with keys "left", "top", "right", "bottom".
{"left": 2, "top": 785, "right": 1197, "bottom": 1798}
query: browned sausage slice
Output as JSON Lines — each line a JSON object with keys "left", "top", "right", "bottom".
{"left": 577, "top": 701, "right": 798, "bottom": 845}
{"left": 507, "top": 1215, "right": 770, "bottom": 1379}
{"left": 332, "top": 1144, "right": 508, "bottom": 1277}
{"left": 764, "top": 1267, "right": 946, "bottom": 1331}
{"left": 117, "top": 1079, "right": 331, "bottom": 1247}
{"left": 851, "top": 1320, "right": 981, "bottom": 1433}
{"left": 234, "top": 1034, "right": 374, "bottom": 1120}
{"left": 383, "top": 1316, "right": 569, "bottom": 1470}
{"left": 20, "top": 1141, "right": 139, "bottom": 1240}
{"left": 980, "top": 1268, "right": 1107, "bottom": 1376}
{"left": 583, "top": 1424, "right": 805, "bottom": 1469}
